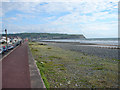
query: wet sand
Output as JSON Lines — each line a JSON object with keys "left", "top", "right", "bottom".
{"left": 39, "top": 41, "right": 119, "bottom": 60}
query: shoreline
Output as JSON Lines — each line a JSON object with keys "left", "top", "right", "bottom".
{"left": 39, "top": 40, "right": 120, "bottom": 49}
{"left": 38, "top": 41, "right": 119, "bottom": 60}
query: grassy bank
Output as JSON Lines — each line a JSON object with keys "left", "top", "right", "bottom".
{"left": 29, "top": 42, "right": 118, "bottom": 88}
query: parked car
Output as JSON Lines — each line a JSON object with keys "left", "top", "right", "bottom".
{"left": 2, "top": 45, "right": 7, "bottom": 52}
{"left": 0, "top": 47, "right": 3, "bottom": 54}
{"left": 15, "top": 41, "right": 21, "bottom": 46}
{"left": 8, "top": 44, "right": 14, "bottom": 50}
{"left": 12, "top": 43, "right": 17, "bottom": 48}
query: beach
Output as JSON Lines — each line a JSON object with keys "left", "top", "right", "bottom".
{"left": 29, "top": 41, "right": 118, "bottom": 88}
{"left": 39, "top": 41, "right": 119, "bottom": 60}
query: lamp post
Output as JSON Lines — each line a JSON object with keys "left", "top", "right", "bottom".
{"left": 5, "top": 29, "right": 8, "bottom": 51}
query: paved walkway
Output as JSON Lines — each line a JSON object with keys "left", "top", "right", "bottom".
{"left": 2, "top": 41, "right": 31, "bottom": 88}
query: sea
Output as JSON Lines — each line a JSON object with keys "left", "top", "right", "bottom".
{"left": 41, "top": 38, "right": 119, "bottom": 48}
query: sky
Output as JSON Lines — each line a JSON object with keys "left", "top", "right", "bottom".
{"left": 0, "top": 0, "right": 119, "bottom": 38}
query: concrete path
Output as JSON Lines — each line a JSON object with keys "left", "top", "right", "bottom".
{"left": 28, "top": 47, "right": 46, "bottom": 88}
{"left": 2, "top": 41, "right": 31, "bottom": 88}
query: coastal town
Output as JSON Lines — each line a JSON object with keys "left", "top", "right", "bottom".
{"left": 0, "top": 36, "right": 22, "bottom": 55}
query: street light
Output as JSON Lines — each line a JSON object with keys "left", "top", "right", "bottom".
{"left": 5, "top": 29, "right": 8, "bottom": 51}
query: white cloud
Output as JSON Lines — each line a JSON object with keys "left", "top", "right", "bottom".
{"left": 2, "top": 0, "right": 119, "bottom": 15}
{"left": 81, "top": 22, "right": 118, "bottom": 38}
{"left": 1, "top": 0, "right": 119, "bottom": 38}
{"left": 1, "top": 0, "right": 119, "bottom": 2}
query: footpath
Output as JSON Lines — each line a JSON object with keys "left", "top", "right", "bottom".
{"left": 2, "top": 42, "right": 31, "bottom": 88}
{"left": 2, "top": 41, "right": 45, "bottom": 89}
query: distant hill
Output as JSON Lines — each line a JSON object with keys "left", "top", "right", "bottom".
{"left": 2, "top": 33, "right": 86, "bottom": 40}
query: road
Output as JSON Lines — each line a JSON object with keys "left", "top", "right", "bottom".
{"left": 2, "top": 41, "right": 31, "bottom": 88}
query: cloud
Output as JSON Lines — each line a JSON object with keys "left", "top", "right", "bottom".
{"left": 3, "top": 21, "right": 117, "bottom": 38}
{"left": 81, "top": 22, "right": 118, "bottom": 38}
{"left": 1, "top": 0, "right": 119, "bottom": 38}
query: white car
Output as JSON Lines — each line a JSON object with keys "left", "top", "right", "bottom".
{"left": 0, "top": 47, "right": 3, "bottom": 54}
{"left": 8, "top": 44, "right": 14, "bottom": 50}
